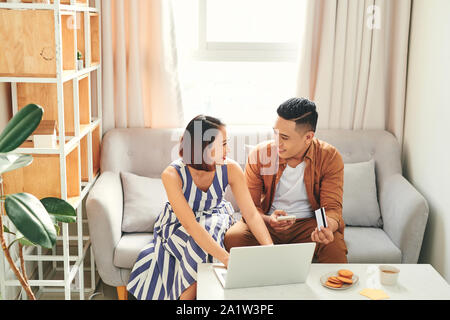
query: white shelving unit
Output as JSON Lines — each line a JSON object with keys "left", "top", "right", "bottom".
{"left": 0, "top": 0, "right": 102, "bottom": 300}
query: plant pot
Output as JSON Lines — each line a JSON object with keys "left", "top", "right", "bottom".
{"left": 77, "top": 60, "right": 84, "bottom": 70}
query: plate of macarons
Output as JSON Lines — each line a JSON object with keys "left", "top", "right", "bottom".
{"left": 320, "top": 269, "right": 359, "bottom": 290}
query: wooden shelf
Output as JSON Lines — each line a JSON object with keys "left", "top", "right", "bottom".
{"left": 76, "top": 10, "right": 86, "bottom": 67}
{"left": 80, "top": 120, "right": 99, "bottom": 182}
{"left": 17, "top": 81, "right": 76, "bottom": 136}
{"left": 0, "top": 0, "right": 102, "bottom": 300}
{"left": 0, "top": 9, "right": 56, "bottom": 77}
{"left": 61, "top": 12, "right": 76, "bottom": 72}
{"left": 89, "top": 69, "right": 98, "bottom": 120}
{"left": 0, "top": 0, "right": 101, "bottom": 205}
{"left": 62, "top": 69, "right": 78, "bottom": 79}
{"left": 89, "top": 12, "right": 100, "bottom": 66}
{"left": 15, "top": 120, "right": 98, "bottom": 154}
{"left": 79, "top": 123, "right": 90, "bottom": 137}
{"left": 3, "top": 144, "right": 81, "bottom": 201}
{"left": 20, "top": 0, "right": 89, "bottom": 7}
{"left": 0, "top": 1, "right": 99, "bottom": 12}
{"left": 0, "top": 8, "right": 77, "bottom": 77}
{"left": 78, "top": 74, "right": 91, "bottom": 126}
{"left": 16, "top": 139, "right": 62, "bottom": 154}
{"left": 21, "top": 0, "right": 71, "bottom": 4}
{"left": 62, "top": 64, "right": 98, "bottom": 82}
{"left": 80, "top": 134, "right": 89, "bottom": 182}
{"left": 66, "top": 143, "right": 81, "bottom": 199}
{"left": 66, "top": 196, "right": 80, "bottom": 209}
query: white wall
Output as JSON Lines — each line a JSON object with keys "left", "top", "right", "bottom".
{"left": 403, "top": 0, "right": 450, "bottom": 282}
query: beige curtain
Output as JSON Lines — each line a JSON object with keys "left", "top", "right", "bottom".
{"left": 296, "top": 0, "right": 411, "bottom": 143}
{"left": 101, "top": 0, "right": 184, "bottom": 133}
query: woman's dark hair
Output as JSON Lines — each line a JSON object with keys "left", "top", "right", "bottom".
{"left": 179, "top": 115, "right": 226, "bottom": 171}
{"left": 277, "top": 97, "right": 318, "bottom": 133}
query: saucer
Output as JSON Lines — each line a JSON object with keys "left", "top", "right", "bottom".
{"left": 320, "top": 271, "right": 359, "bottom": 290}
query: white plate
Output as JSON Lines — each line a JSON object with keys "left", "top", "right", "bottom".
{"left": 320, "top": 271, "right": 359, "bottom": 290}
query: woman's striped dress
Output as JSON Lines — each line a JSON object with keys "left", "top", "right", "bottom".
{"left": 127, "top": 158, "right": 236, "bottom": 300}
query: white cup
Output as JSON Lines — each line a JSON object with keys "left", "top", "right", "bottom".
{"left": 379, "top": 265, "right": 400, "bottom": 286}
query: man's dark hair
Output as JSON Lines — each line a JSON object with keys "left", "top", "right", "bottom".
{"left": 179, "top": 114, "right": 225, "bottom": 171}
{"left": 277, "top": 97, "right": 318, "bottom": 133}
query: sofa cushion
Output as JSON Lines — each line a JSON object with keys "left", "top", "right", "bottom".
{"left": 120, "top": 171, "right": 167, "bottom": 233}
{"left": 345, "top": 227, "right": 401, "bottom": 263}
{"left": 114, "top": 233, "right": 154, "bottom": 269}
{"left": 343, "top": 159, "right": 382, "bottom": 227}
{"left": 113, "top": 228, "right": 401, "bottom": 268}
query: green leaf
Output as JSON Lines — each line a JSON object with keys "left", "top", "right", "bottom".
{"left": 54, "top": 223, "right": 60, "bottom": 237}
{"left": 0, "top": 103, "right": 44, "bottom": 153}
{"left": 40, "top": 197, "right": 76, "bottom": 223}
{"left": 48, "top": 216, "right": 60, "bottom": 236}
{"left": 16, "top": 231, "right": 37, "bottom": 247}
{"left": 6, "top": 234, "right": 36, "bottom": 251}
{"left": 2, "top": 225, "right": 15, "bottom": 235}
{"left": 4, "top": 193, "right": 57, "bottom": 249}
{"left": 0, "top": 153, "right": 33, "bottom": 175}
{"left": 8, "top": 237, "right": 36, "bottom": 251}
{"left": 18, "top": 238, "right": 36, "bottom": 247}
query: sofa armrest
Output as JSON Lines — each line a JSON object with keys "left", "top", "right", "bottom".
{"left": 379, "top": 174, "right": 429, "bottom": 263}
{"left": 86, "top": 171, "right": 125, "bottom": 287}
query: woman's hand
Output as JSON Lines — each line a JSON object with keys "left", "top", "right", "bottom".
{"left": 162, "top": 166, "right": 236, "bottom": 268}
{"left": 227, "top": 160, "right": 273, "bottom": 246}
{"left": 220, "top": 252, "right": 230, "bottom": 269}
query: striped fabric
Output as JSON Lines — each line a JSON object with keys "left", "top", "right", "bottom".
{"left": 127, "top": 158, "right": 236, "bottom": 300}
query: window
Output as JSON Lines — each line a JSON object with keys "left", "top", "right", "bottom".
{"left": 172, "top": 0, "right": 307, "bottom": 125}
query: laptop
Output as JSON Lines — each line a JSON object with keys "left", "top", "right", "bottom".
{"left": 213, "top": 242, "right": 316, "bottom": 289}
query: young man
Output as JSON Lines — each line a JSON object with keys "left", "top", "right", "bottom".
{"left": 224, "top": 97, "right": 348, "bottom": 263}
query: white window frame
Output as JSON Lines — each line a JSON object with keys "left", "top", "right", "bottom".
{"left": 194, "top": 0, "right": 299, "bottom": 62}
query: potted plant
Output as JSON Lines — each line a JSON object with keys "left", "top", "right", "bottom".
{"left": 0, "top": 104, "right": 76, "bottom": 300}
{"left": 77, "top": 50, "right": 84, "bottom": 70}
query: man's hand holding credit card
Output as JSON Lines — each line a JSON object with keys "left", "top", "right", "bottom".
{"left": 311, "top": 207, "right": 335, "bottom": 245}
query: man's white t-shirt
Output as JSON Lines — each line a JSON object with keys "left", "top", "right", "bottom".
{"left": 268, "top": 161, "right": 314, "bottom": 219}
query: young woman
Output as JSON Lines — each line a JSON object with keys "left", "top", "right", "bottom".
{"left": 127, "top": 115, "right": 273, "bottom": 300}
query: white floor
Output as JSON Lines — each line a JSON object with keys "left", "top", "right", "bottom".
{"left": 38, "top": 279, "right": 134, "bottom": 300}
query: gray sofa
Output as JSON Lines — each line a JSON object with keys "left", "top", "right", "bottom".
{"left": 86, "top": 127, "right": 429, "bottom": 290}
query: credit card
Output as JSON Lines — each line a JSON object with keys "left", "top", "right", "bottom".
{"left": 314, "top": 207, "right": 328, "bottom": 231}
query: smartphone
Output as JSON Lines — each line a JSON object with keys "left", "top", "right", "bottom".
{"left": 276, "top": 215, "right": 297, "bottom": 221}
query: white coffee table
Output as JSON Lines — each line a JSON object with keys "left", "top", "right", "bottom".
{"left": 197, "top": 263, "right": 450, "bottom": 300}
